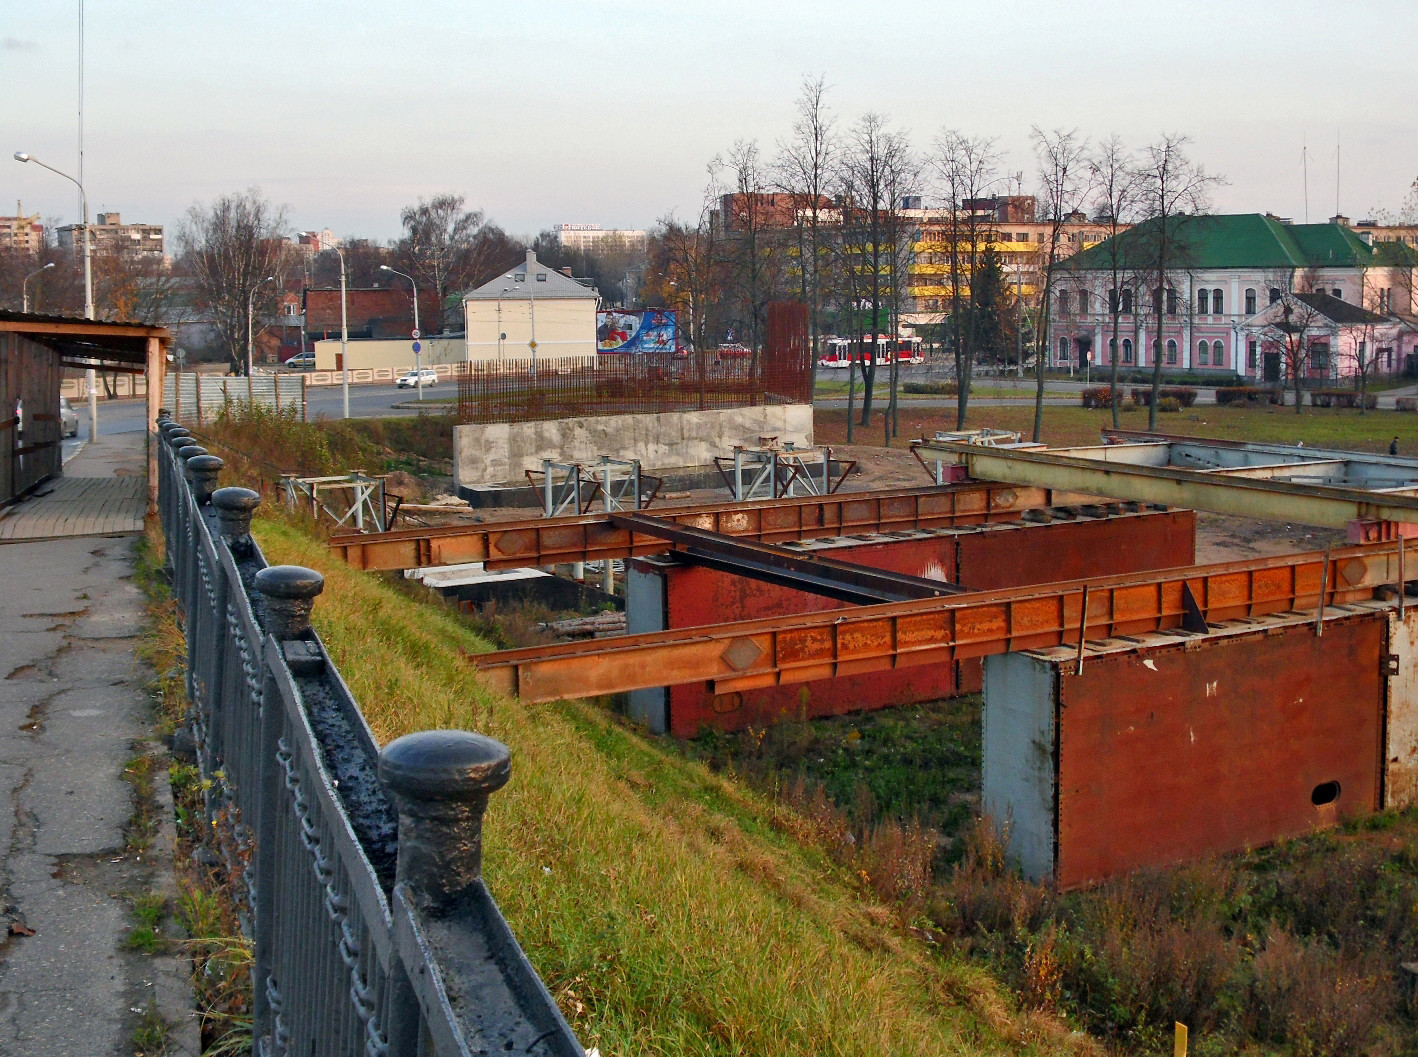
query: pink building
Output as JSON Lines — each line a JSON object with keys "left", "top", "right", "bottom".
{"left": 1051, "top": 213, "right": 1418, "bottom": 381}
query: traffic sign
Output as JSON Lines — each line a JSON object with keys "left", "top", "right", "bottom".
{"left": 412, "top": 341, "right": 422, "bottom": 353}
{"left": 411, "top": 329, "right": 421, "bottom": 339}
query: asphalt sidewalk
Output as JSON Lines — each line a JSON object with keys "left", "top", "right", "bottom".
{"left": 0, "top": 434, "right": 196, "bottom": 1056}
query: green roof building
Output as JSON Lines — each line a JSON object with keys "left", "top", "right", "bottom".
{"left": 1048, "top": 214, "right": 1417, "bottom": 379}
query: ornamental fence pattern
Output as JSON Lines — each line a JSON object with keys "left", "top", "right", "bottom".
{"left": 156, "top": 417, "right": 582, "bottom": 1057}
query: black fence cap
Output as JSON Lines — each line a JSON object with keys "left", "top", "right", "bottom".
{"left": 380, "top": 730, "right": 511, "bottom": 802}
{"left": 253, "top": 565, "right": 325, "bottom": 601}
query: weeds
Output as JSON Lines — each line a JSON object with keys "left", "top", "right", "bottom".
{"left": 130, "top": 999, "right": 171, "bottom": 1056}
{"left": 123, "top": 752, "right": 160, "bottom": 855}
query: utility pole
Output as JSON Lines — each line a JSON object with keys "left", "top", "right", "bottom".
{"left": 337, "top": 247, "right": 349, "bottom": 418}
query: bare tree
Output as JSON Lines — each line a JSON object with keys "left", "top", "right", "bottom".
{"left": 931, "top": 131, "right": 1000, "bottom": 428}
{"left": 1256, "top": 272, "right": 1328, "bottom": 414}
{"left": 1370, "top": 175, "right": 1418, "bottom": 225}
{"left": 775, "top": 75, "right": 837, "bottom": 392}
{"left": 1133, "top": 135, "right": 1222, "bottom": 428}
{"left": 718, "top": 141, "right": 788, "bottom": 366}
{"left": 178, "top": 189, "right": 290, "bottom": 375}
{"left": 1029, "top": 127, "right": 1091, "bottom": 441}
{"left": 841, "top": 113, "right": 913, "bottom": 432}
{"left": 395, "top": 194, "right": 518, "bottom": 321}
{"left": 1085, "top": 136, "right": 1141, "bottom": 429}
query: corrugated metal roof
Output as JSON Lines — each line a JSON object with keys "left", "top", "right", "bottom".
{"left": 465, "top": 250, "right": 599, "bottom": 301}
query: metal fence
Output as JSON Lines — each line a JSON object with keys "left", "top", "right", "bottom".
{"left": 156, "top": 416, "right": 582, "bottom": 1057}
{"left": 456, "top": 302, "right": 813, "bottom": 424}
{"left": 163, "top": 372, "right": 307, "bottom": 424}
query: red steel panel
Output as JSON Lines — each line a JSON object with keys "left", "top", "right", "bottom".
{"left": 663, "top": 511, "right": 1195, "bottom": 735}
{"left": 1056, "top": 616, "right": 1384, "bottom": 889}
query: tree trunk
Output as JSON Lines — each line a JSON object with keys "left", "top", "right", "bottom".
{"left": 1110, "top": 311, "right": 1122, "bottom": 429}
{"left": 846, "top": 352, "right": 856, "bottom": 443}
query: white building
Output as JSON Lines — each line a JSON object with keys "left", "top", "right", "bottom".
{"left": 464, "top": 250, "right": 600, "bottom": 361}
{"left": 554, "top": 224, "right": 647, "bottom": 255}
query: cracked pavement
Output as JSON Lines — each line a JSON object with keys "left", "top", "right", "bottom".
{"left": 0, "top": 515, "right": 195, "bottom": 1054}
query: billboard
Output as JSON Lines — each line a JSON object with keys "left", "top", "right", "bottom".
{"left": 597, "top": 309, "right": 678, "bottom": 354}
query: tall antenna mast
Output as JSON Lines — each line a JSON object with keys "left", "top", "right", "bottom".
{"left": 1302, "top": 135, "right": 1309, "bottom": 223}
{"left": 1335, "top": 130, "right": 1341, "bottom": 218}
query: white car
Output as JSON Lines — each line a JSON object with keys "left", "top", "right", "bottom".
{"left": 396, "top": 369, "right": 438, "bottom": 389}
{"left": 60, "top": 396, "right": 78, "bottom": 438}
{"left": 284, "top": 351, "right": 316, "bottom": 370}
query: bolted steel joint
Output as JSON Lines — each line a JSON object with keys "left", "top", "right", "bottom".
{"left": 211, "top": 487, "right": 261, "bottom": 552}
{"left": 253, "top": 565, "right": 324, "bottom": 641}
{"left": 378, "top": 730, "right": 511, "bottom": 911}
{"left": 185, "top": 454, "right": 224, "bottom": 504}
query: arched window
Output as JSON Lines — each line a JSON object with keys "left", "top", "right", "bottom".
{"left": 1122, "top": 338, "right": 1134, "bottom": 364}
{"left": 1167, "top": 288, "right": 1179, "bottom": 315}
{"left": 1108, "top": 338, "right": 1117, "bottom": 363}
{"left": 1245, "top": 288, "right": 1257, "bottom": 314}
{"left": 1109, "top": 288, "right": 1119, "bottom": 314}
{"left": 1197, "top": 340, "right": 1210, "bottom": 365}
{"left": 1121, "top": 288, "right": 1134, "bottom": 314}
{"left": 1058, "top": 337, "right": 1070, "bottom": 362}
{"left": 1197, "top": 289, "right": 1210, "bottom": 314}
{"left": 1078, "top": 290, "right": 1090, "bottom": 314}
{"left": 1166, "top": 339, "right": 1178, "bottom": 364}
{"left": 1058, "top": 292, "right": 1071, "bottom": 315}
{"left": 1211, "top": 339, "right": 1225, "bottom": 367}
{"left": 1212, "top": 288, "right": 1223, "bottom": 314}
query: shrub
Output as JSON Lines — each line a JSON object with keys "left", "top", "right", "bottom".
{"left": 1309, "top": 389, "right": 1379, "bottom": 410}
{"left": 1157, "top": 397, "right": 1182, "bottom": 413}
{"left": 1215, "top": 386, "right": 1282, "bottom": 406}
{"left": 1081, "top": 386, "right": 1121, "bottom": 409}
{"left": 1244, "top": 929, "right": 1388, "bottom": 1057}
{"left": 902, "top": 381, "right": 958, "bottom": 396}
{"left": 1130, "top": 386, "right": 1198, "bottom": 408}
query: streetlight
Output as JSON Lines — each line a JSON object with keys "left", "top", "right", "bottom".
{"left": 247, "top": 275, "right": 276, "bottom": 377}
{"left": 335, "top": 247, "right": 349, "bottom": 418}
{"left": 497, "top": 287, "right": 510, "bottom": 362}
{"left": 22, "top": 262, "right": 55, "bottom": 312}
{"left": 15, "top": 151, "right": 97, "bottom": 439}
{"left": 379, "top": 264, "right": 423, "bottom": 401}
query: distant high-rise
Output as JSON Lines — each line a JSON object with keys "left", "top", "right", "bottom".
{"left": 0, "top": 204, "right": 45, "bottom": 253}
{"left": 57, "top": 212, "right": 164, "bottom": 260}
{"left": 555, "top": 223, "right": 646, "bottom": 255}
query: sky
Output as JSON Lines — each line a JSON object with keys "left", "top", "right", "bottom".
{"left": 6, "top": 0, "right": 1418, "bottom": 246}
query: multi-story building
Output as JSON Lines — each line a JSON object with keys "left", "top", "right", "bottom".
{"left": 0, "top": 206, "right": 44, "bottom": 253}
{"left": 555, "top": 224, "right": 647, "bottom": 256}
{"left": 56, "top": 212, "right": 164, "bottom": 260}
{"left": 1049, "top": 213, "right": 1418, "bottom": 379}
{"left": 295, "top": 229, "right": 340, "bottom": 255}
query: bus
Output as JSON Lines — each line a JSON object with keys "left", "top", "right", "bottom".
{"left": 818, "top": 335, "right": 923, "bottom": 369}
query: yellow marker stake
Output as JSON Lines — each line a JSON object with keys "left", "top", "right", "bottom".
{"left": 1174, "top": 1022, "right": 1188, "bottom": 1056}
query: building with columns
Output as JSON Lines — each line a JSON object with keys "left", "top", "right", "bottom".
{"left": 1050, "top": 213, "right": 1418, "bottom": 380}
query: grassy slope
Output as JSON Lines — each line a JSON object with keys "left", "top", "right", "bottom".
{"left": 252, "top": 519, "right": 1074, "bottom": 1057}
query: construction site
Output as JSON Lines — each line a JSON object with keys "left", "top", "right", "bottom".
{"left": 152, "top": 304, "right": 1418, "bottom": 1055}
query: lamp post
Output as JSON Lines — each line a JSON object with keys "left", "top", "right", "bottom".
{"left": 247, "top": 275, "right": 276, "bottom": 377}
{"left": 379, "top": 264, "right": 422, "bottom": 401}
{"left": 497, "top": 286, "right": 510, "bottom": 362}
{"left": 22, "top": 262, "right": 55, "bottom": 312}
{"left": 15, "top": 151, "right": 97, "bottom": 439}
{"left": 335, "top": 247, "right": 349, "bottom": 418}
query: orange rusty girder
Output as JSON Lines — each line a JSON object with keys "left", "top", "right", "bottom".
{"left": 471, "top": 540, "right": 1408, "bottom": 703}
{"left": 328, "top": 482, "right": 1054, "bottom": 571}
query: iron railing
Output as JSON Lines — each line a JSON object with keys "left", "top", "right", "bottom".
{"left": 156, "top": 415, "right": 582, "bottom": 1057}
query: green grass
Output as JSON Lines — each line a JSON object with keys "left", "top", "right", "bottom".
{"left": 252, "top": 519, "right": 1077, "bottom": 1056}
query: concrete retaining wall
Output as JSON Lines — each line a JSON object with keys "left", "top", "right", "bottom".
{"left": 454, "top": 404, "right": 813, "bottom": 487}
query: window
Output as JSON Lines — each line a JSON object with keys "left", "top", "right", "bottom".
{"left": 1058, "top": 337, "right": 1070, "bottom": 362}
{"left": 1078, "top": 290, "right": 1090, "bottom": 314}
{"left": 1197, "top": 289, "right": 1210, "bottom": 315}
{"left": 1245, "top": 288, "right": 1257, "bottom": 314}
{"left": 1167, "top": 288, "right": 1179, "bottom": 315}
{"left": 514, "top": 273, "right": 526, "bottom": 282}
{"left": 1383, "top": 347, "right": 1394, "bottom": 371}
{"left": 1213, "top": 339, "right": 1226, "bottom": 367}
{"left": 1247, "top": 339, "right": 1258, "bottom": 369}
{"left": 1269, "top": 287, "right": 1281, "bottom": 304}
{"left": 1122, "top": 338, "right": 1134, "bottom": 363}
{"left": 1121, "top": 288, "right": 1134, "bottom": 314}
{"left": 537, "top": 272, "right": 548, "bottom": 282}
{"left": 1197, "top": 339, "right": 1209, "bottom": 365}
{"left": 1309, "top": 342, "right": 1330, "bottom": 372}
{"left": 1108, "top": 338, "right": 1118, "bottom": 363}
{"left": 1058, "top": 292, "right": 1071, "bottom": 315}
{"left": 1331, "top": 287, "right": 1342, "bottom": 299}
{"left": 1109, "top": 288, "right": 1119, "bottom": 314}
{"left": 1212, "top": 288, "right": 1223, "bottom": 314}
{"left": 1166, "top": 339, "right": 1178, "bottom": 365}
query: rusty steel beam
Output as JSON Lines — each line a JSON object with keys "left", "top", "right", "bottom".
{"left": 471, "top": 540, "right": 1409, "bottom": 703}
{"left": 328, "top": 482, "right": 1052, "bottom": 571}
{"left": 609, "top": 512, "right": 961, "bottom": 604}
{"left": 917, "top": 440, "right": 1418, "bottom": 527}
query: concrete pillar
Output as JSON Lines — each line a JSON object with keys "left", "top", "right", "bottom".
{"left": 981, "top": 652, "right": 1057, "bottom": 883}
{"left": 625, "top": 557, "right": 670, "bottom": 734}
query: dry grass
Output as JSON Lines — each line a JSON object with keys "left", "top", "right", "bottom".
{"left": 252, "top": 517, "right": 1088, "bottom": 1057}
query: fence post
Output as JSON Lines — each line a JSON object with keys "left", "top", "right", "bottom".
{"left": 212, "top": 486, "right": 261, "bottom": 558}
{"left": 377, "top": 729, "right": 511, "bottom": 909}
{"left": 185, "top": 454, "right": 224, "bottom": 506}
{"left": 253, "top": 564, "right": 324, "bottom": 642}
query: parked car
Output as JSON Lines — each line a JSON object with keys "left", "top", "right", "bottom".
{"left": 60, "top": 396, "right": 78, "bottom": 438}
{"left": 396, "top": 368, "right": 438, "bottom": 389}
{"left": 284, "top": 351, "right": 316, "bottom": 370}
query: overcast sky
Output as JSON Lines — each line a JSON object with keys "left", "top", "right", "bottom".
{"left": 8, "top": 1, "right": 1418, "bottom": 245}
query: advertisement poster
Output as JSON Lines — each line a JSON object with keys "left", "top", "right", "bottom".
{"left": 597, "top": 309, "right": 678, "bottom": 354}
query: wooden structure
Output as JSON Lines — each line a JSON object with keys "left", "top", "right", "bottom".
{"left": 0, "top": 312, "right": 168, "bottom": 510}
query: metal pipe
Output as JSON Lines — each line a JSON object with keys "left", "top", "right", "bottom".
{"left": 1316, "top": 545, "right": 1330, "bottom": 636}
